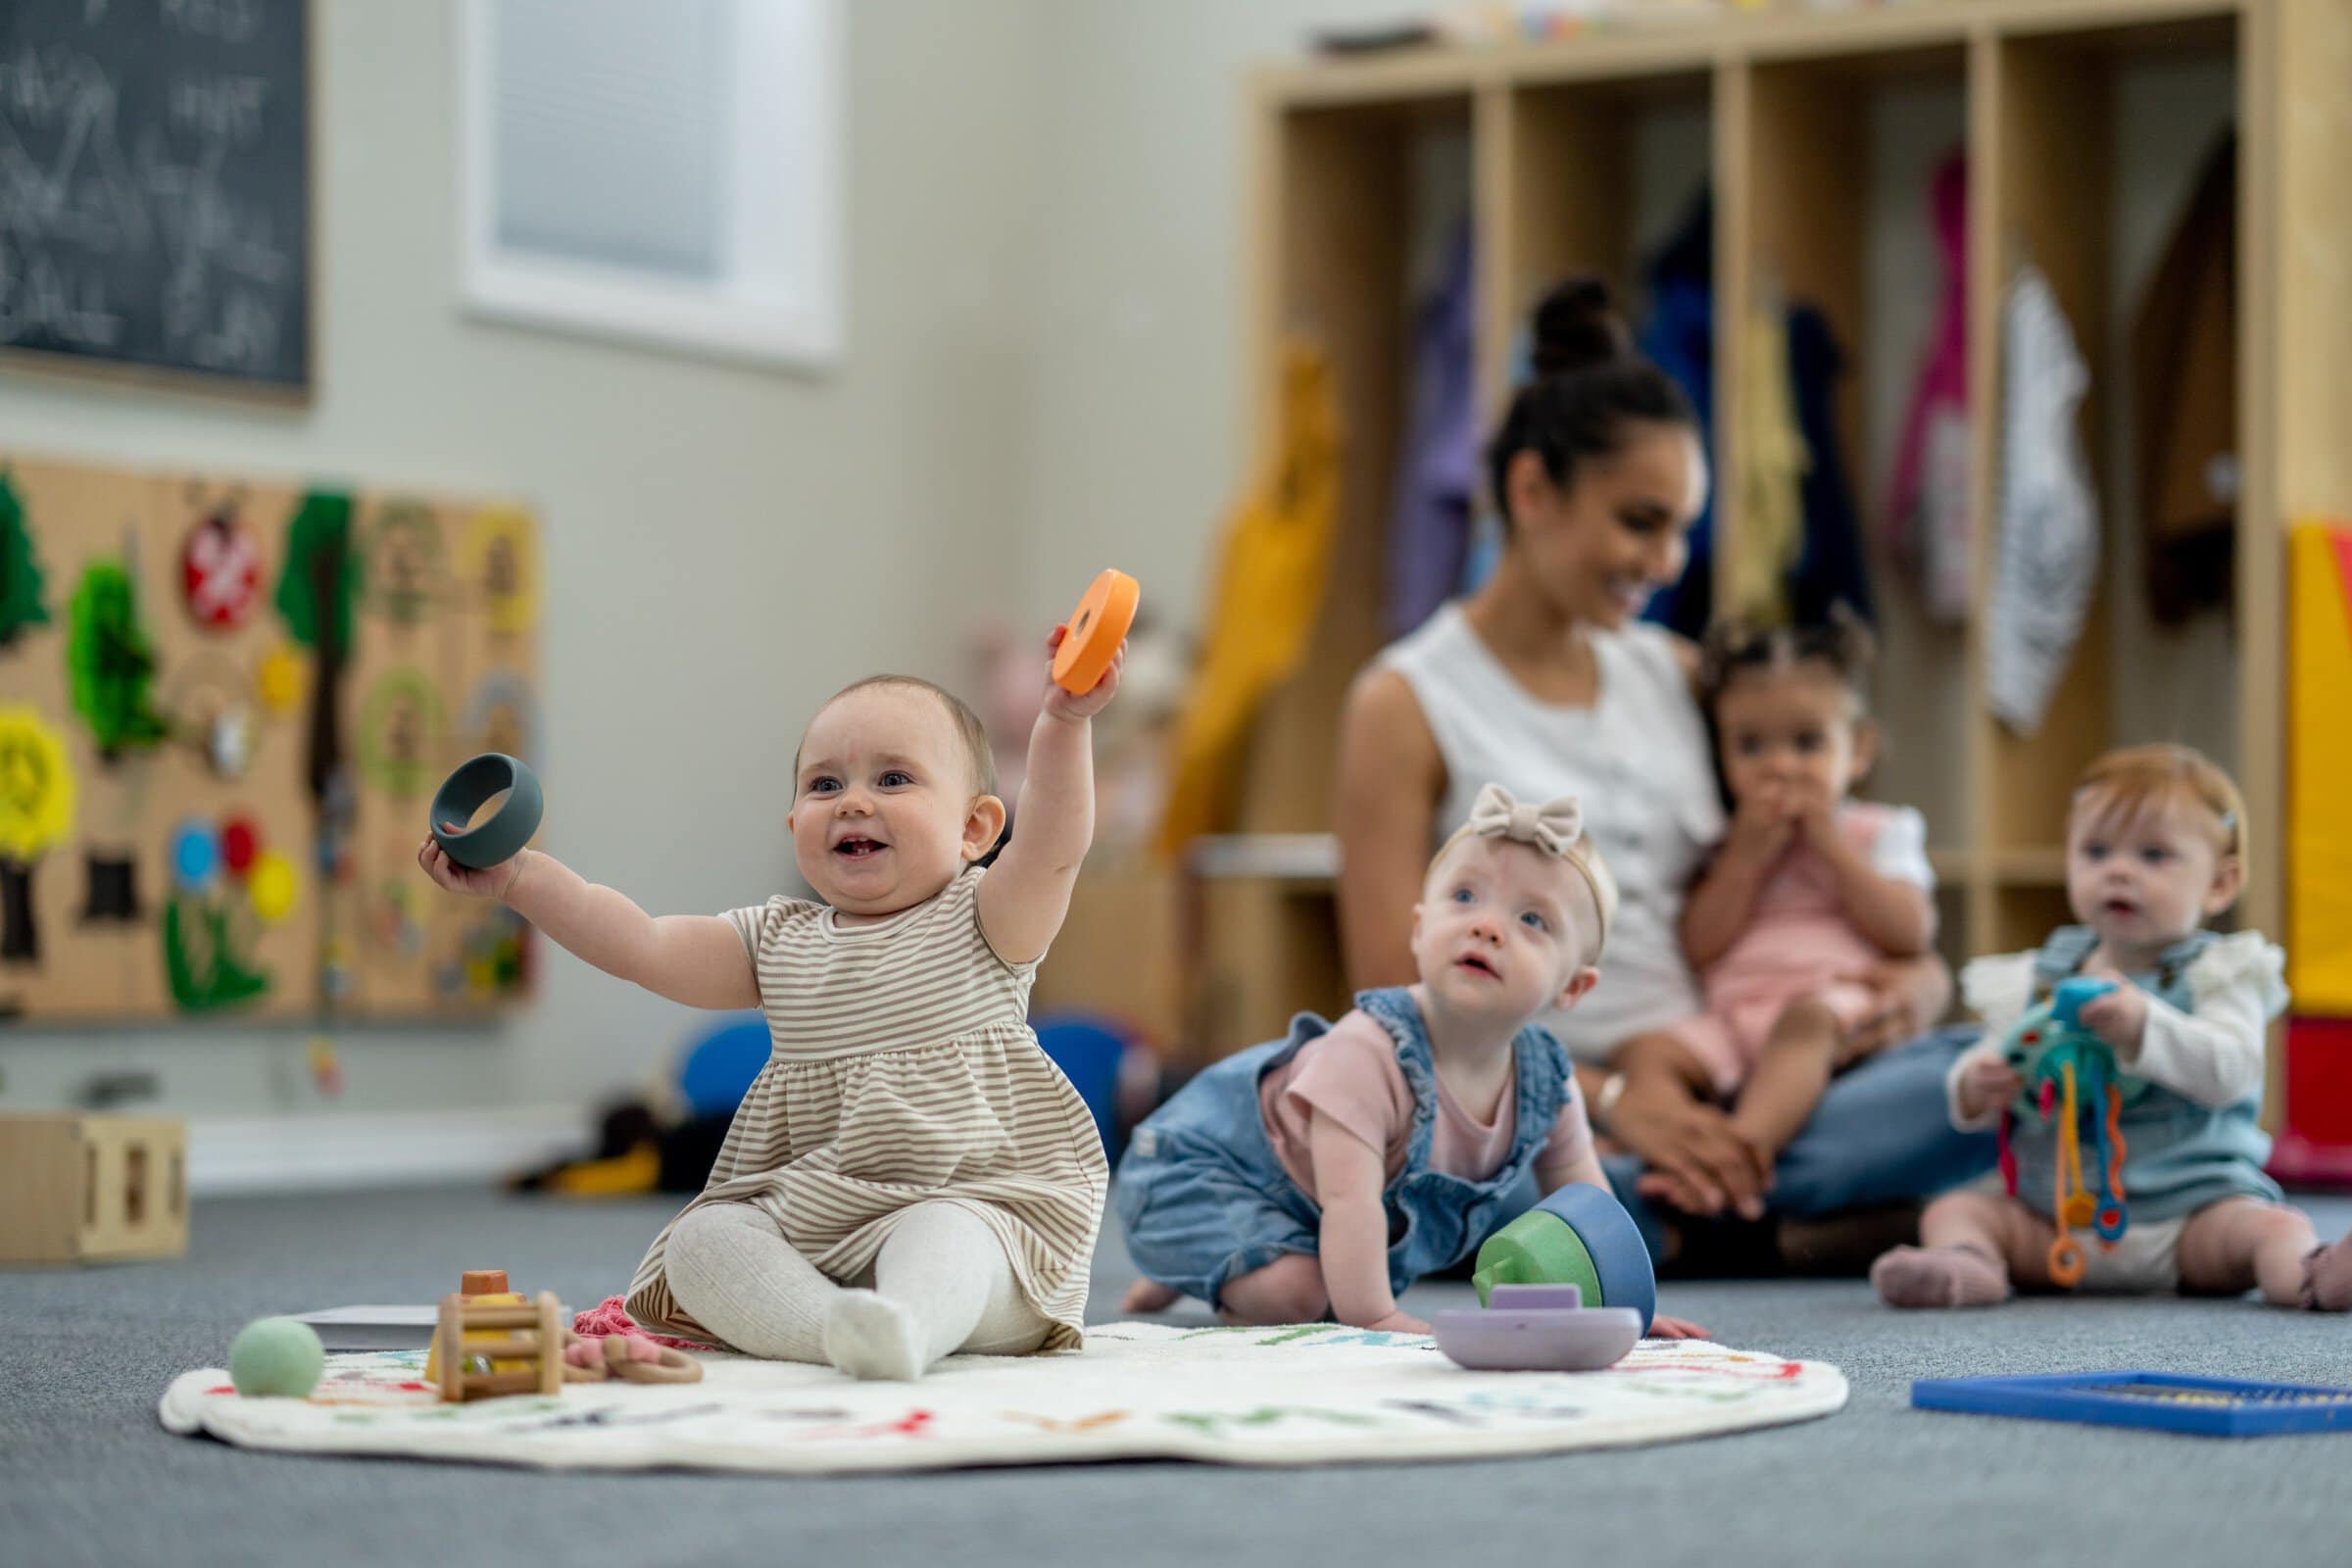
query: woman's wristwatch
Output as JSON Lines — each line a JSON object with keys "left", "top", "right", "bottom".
{"left": 1592, "top": 1070, "right": 1628, "bottom": 1133}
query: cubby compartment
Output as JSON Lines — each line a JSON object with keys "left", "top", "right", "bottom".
{"left": 1482, "top": 67, "right": 1713, "bottom": 391}
{"left": 1728, "top": 43, "right": 1974, "bottom": 856}
{"left": 1236, "top": 92, "right": 1475, "bottom": 837}
{"left": 1193, "top": 90, "right": 1475, "bottom": 1054}
{"left": 1974, "top": 16, "right": 2242, "bottom": 865}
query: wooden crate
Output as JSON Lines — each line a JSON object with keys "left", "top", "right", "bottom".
{"left": 0, "top": 1113, "right": 189, "bottom": 1265}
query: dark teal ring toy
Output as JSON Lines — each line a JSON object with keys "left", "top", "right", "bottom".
{"left": 429, "top": 754, "right": 543, "bottom": 870}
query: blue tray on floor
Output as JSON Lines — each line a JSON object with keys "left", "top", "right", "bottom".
{"left": 1912, "top": 1371, "right": 2352, "bottom": 1438}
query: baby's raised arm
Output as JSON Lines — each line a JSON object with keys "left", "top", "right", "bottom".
{"left": 975, "top": 630, "right": 1119, "bottom": 965}
{"left": 419, "top": 842, "right": 758, "bottom": 1009}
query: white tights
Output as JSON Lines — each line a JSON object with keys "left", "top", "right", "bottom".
{"left": 663, "top": 1200, "right": 1050, "bottom": 1380}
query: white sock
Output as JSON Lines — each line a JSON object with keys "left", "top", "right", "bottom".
{"left": 662, "top": 1201, "right": 840, "bottom": 1363}
{"left": 823, "top": 1290, "right": 926, "bottom": 1381}
{"left": 823, "top": 1201, "right": 1050, "bottom": 1381}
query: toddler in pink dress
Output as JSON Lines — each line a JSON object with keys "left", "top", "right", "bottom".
{"left": 1663, "top": 615, "right": 1938, "bottom": 1174}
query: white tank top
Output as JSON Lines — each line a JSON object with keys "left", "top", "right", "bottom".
{"left": 1379, "top": 604, "right": 1726, "bottom": 1060}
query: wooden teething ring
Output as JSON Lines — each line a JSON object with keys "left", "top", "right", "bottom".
{"left": 1052, "top": 569, "right": 1140, "bottom": 695}
{"left": 603, "top": 1337, "right": 703, "bottom": 1384}
{"left": 557, "top": 1329, "right": 705, "bottom": 1385}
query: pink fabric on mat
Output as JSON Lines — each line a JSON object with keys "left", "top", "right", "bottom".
{"left": 575, "top": 1295, "right": 715, "bottom": 1351}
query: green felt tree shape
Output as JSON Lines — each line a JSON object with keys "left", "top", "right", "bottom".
{"left": 164, "top": 897, "right": 271, "bottom": 1011}
{"left": 0, "top": 469, "right": 50, "bottom": 648}
{"left": 66, "top": 563, "right": 168, "bottom": 760}
{"left": 275, "top": 490, "right": 359, "bottom": 804}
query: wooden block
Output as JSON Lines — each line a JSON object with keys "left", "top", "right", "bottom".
{"left": 0, "top": 1119, "right": 83, "bottom": 1264}
{"left": 0, "top": 1113, "right": 187, "bottom": 1265}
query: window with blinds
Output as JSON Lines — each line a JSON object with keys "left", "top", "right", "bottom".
{"left": 457, "top": 0, "right": 843, "bottom": 370}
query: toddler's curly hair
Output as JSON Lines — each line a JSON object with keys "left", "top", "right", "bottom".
{"left": 1696, "top": 604, "right": 1878, "bottom": 720}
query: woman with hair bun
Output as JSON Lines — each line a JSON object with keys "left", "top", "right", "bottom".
{"left": 1333, "top": 277, "right": 1993, "bottom": 1268}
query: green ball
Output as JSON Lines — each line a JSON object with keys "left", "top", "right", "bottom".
{"left": 228, "top": 1316, "right": 325, "bottom": 1398}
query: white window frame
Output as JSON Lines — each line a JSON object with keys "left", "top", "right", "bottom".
{"left": 455, "top": 0, "right": 845, "bottom": 372}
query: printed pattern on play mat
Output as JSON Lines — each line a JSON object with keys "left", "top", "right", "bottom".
{"left": 160, "top": 1322, "right": 1846, "bottom": 1473}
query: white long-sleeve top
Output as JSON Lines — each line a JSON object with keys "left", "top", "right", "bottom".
{"left": 1946, "top": 931, "right": 2287, "bottom": 1131}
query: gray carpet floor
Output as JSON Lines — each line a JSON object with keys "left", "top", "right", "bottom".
{"left": 6, "top": 1186, "right": 2351, "bottom": 1567}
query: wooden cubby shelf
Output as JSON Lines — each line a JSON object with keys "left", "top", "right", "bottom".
{"left": 1188, "top": 0, "right": 2352, "bottom": 1066}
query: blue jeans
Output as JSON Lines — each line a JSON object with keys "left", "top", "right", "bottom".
{"left": 1117, "top": 993, "right": 1572, "bottom": 1306}
{"left": 1601, "top": 1027, "right": 1998, "bottom": 1265}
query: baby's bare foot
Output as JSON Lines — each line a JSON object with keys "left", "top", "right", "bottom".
{"left": 1871, "top": 1244, "right": 2011, "bottom": 1308}
{"left": 1122, "top": 1279, "right": 1179, "bottom": 1314}
{"left": 2298, "top": 1235, "right": 2352, "bottom": 1311}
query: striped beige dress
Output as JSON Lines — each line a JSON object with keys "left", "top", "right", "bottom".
{"left": 624, "top": 866, "right": 1107, "bottom": 1350}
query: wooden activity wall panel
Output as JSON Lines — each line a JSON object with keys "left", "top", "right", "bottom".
{"left": 0, "top": 452, "right": 540, "bottom": 1023}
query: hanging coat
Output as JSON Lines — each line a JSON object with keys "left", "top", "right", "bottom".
{"left": 1640, "top": 192, "right": 1717, "bottom": 638}
{"left": 1386, "top": 223, "right": 1479, "bottom": 637}
{"left": 1987, "top": 266, "right": 2098, "bottom": 737}
{"left": 1154, "top": 342, "right": 1343, "bottom": 855}
{"left": 1787, "top": 306, "right": 1875, "bottom": 628}
{"left": 1886, "top": 154, "right": 1972, "bottom": 623}
{"left": 1728, "top": 302, "right": 1808, "bottom": 625}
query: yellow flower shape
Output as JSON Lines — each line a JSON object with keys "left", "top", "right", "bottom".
{"left": 0, "top": 707, "right": 74, "bottom": 861}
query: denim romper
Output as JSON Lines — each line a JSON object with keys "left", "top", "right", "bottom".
{"left": 1114, "top": 986, "right": 1574, "bottom": 1308}
{"left": 2008, "top": 926, "right": 2281, "bottom": 1223}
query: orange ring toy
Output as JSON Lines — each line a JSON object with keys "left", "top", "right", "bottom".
{"left": 1053, "top": 569, "right": 1140, "bottom": 695}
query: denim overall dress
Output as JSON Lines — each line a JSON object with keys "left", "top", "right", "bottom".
{"left": 2008, "top": 926, "right": 2281, "bottom": 1225}
{"left": 1114, "top": 986, "right": 1574, "bottom": 1307}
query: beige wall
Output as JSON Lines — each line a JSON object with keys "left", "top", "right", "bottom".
{"left": 1014, "top": 1, "right": 1414, "bottom": 635}
{"left": 0, "top": 0, "right": 1052, "bottom": 1114}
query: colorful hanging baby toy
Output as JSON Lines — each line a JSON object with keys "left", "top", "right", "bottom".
{"left": 1997, "top": 976, "right": 2139, "bottom": 1287}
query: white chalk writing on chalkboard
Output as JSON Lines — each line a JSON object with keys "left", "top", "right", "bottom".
{"left": 0, "top": 0, "right": 309, "bottom": 389}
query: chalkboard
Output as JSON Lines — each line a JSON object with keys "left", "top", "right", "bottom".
{"left": 0, "top": 0, "right": 311, "bottom": 395}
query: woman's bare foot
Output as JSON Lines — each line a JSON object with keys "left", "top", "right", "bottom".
{"left": 1122, "top": 1279, "right": 1180, "bottom": 1314}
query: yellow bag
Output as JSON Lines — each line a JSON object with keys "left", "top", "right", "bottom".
{"left": 1154, "top": 343, "right": 1342, "bottom": 855}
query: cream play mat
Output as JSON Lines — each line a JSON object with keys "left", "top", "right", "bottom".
{"left": 161, "top": 1321, "right": 1846, "bottom": 1474}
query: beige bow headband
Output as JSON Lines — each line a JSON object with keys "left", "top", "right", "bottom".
{"left": 1437, "top": 782, "right": 1619, "bottom": 951}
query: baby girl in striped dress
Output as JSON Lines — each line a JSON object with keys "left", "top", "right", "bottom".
{"left": 418, "top": 632, "right": 1119, "bottom": 1381}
